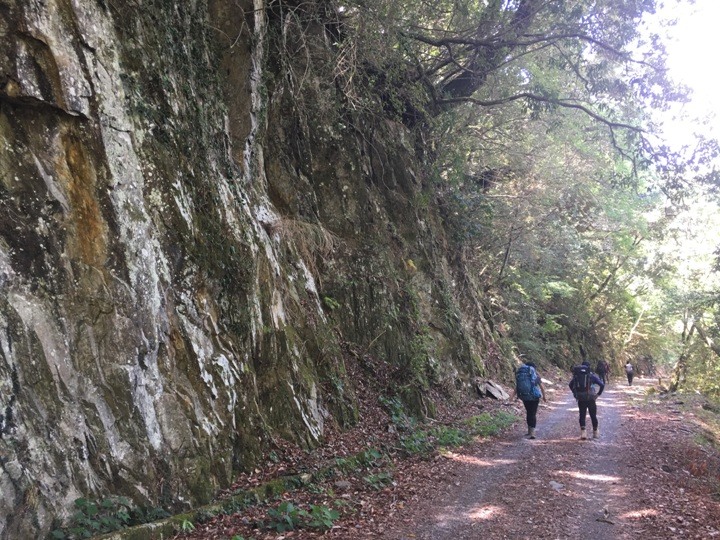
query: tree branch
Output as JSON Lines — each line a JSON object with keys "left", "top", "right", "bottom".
{"left": 404, "top": 30, "right": 657, "bottom": 70}
{"left": 436, "top": 92, "right": 643, "bottom": 132}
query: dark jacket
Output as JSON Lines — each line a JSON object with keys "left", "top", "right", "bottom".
{"left": 569, "top": 372, "right": 605, "bottom": 398}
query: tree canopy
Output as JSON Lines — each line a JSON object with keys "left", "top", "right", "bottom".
{"left": 324, "top": 0, "right": 720, "bottom": 389}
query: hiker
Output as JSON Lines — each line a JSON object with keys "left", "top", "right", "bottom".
{"left": 569, "top": 361, "right": 605, "bottom": 440}
{"left": 512, "top": 360, "right": 547, "bottom": 439}
{"left": 595, "top": 359, "right": 610, "bottom": 385}
{"left": 625, "top": 361, "right": 634, "bottom": 385}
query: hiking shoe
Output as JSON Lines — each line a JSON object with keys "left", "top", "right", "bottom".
{"left": 528, "top": 427, "right": 536, "bottom": 439}
{"left": 593, "top": 428, "right": 599, "bottom": 439}
{"left": 580, "top": 428, "right": 587, "bottom": 440}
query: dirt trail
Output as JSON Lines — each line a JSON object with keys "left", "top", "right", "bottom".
{"left": 180, "top": 377, "right": 720, "bottom": 539}
{"left": 379, "top": 378, "right": 720, "bottom": 540}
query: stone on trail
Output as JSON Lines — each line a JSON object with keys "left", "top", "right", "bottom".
{"left": 549, "top": 481, "right": 564, "bottom": 491}
{"left": 477, "top": 379, "right": 510, "bottom": 400}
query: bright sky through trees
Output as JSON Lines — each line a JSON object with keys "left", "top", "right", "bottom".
{"left": 656, "top": 0, "right": 720, "bottom": 149}
{"left": 647, "top": 1, "right": 720, "bottom": 364}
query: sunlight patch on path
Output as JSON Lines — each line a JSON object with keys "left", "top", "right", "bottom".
{"left": 444, "top": 454, "right": 517, "bottom": 467}
{"left": 557, "top": 471, "right": 621, "bottom": 483}
{"left": 468, "top": 504, "right": 505, "bottom": 520}
{"left": 621, "top": 508, "right": 659, "bottom": 519}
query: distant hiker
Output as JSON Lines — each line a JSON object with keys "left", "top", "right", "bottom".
{"left": 513, "top": 360, "right": 546, "bottom": 439}
{"left": 595, "top": 359, "right": 610, "bottom": 385}
{"left": 625, "top": 361, "right": 634, "bottom": 385}
{"left": 569, "top": 361, "right": 605, "bottom": 440}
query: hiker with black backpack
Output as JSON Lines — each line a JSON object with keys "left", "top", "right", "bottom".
{"left": 569, "top": 361, "right": 605, "bottom": 440}
{"left": 512, "top": 360, "right": 546, "bottom": 439}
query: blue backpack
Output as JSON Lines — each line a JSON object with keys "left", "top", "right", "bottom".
{"left": 516, "top": 364, "right": 541, "bottom": 400}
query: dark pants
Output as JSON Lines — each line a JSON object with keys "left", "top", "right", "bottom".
{"left": 577, "top": 399, "right": 598, "bottom": 429}
{"left": 522, "top": 399, "right": 540, "bottom": 429}
{"left": 626, "top": 372, "right": 634, "bottom": 385}
{"left": 598, "top": 371, "right": 608, "bottom": 385}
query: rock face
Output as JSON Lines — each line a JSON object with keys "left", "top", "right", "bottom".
{"left": 0, "top": 0, "right": 497, "bottom": 536}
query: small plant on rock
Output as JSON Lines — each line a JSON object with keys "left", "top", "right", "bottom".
{"left": 322, "top": 296, "right": 341, "bottom": 311}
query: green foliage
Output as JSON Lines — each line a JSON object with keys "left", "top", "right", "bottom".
{"left": 408, "top": 329, "right": 434, "bottom": 387}
{"left": 432, "top": 426, "right": 469, "bottom": 447}
{"left": 322, "top": 296, "right": 341, "bottom": 311}
{"left": 265, "top": 502, "right": 304, "bottom": 532}
{"left": 399, "top": 430, "right": 433, "bottom": 455}
{"left": 262, "top": 501, "right": 339, "bottom": 532}
{"left": 358, "top": 447, "right": 383, "bottom": 465}
{"left": 464, "top": 411, "right": 517, "bottom": 437}
{"left": 50, "top": 496, "right": 171, "bottom": 539}
{"left": 540, "top": 315, "right": 564, "bottom": 335}
{"left": 364, "top": 471, "right": 394, "bottom": 490}
{"left": 221, "top": 494, "right": 256, "bottom": 515}
{"left": 333, "top": 455, "right": 359, "bottom": 473}
{"left": 543, "top": 281, "right": 577, "bottom": 300}
{"left": 129, "top": 504, "right": 171, "bottom": 524}
{"left": 51, "top": 497, "right": 132, "bottom": 539}
{"left": 306, "top": 504, "right": 340, "bottom": 529}
{"left": 397, "top": 410, "right": 516, "bottom": 456}
{"left": 333, "top": 447, "right": 383, "bottom": 474}
{"left": 379, "top": 395, "right": 417, "bottom": 431}
{"left": 194, "top": 507, "right": 221, "bottom": 524}
{"left": 319, "top": 0, "right": 716, "bottom": 384}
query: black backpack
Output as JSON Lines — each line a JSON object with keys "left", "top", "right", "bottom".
{"left": 572, "top": 364, "right": 597, "bottom": 401}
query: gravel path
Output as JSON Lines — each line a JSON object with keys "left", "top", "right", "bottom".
{"left": 383, "top": 378, "right": 688, "bottom": 540}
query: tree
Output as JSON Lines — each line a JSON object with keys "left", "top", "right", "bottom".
{"left": 330, "top": 0, "right": 720, "bottom": 381}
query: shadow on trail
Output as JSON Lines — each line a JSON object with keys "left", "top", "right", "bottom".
{"left": 400, "top": 379, "right": 657, "bottom": 540}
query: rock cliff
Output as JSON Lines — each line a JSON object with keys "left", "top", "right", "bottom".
{"left": 0, "top": 0, "right": 497, "bottom": 536}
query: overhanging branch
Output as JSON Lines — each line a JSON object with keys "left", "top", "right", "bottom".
{"left": 404, "top": 31, "right": 656, "bottom": 70}
{"left": 437, "top": 92, "right": 643, "bottom": 133}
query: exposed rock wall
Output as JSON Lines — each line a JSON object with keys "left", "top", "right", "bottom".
{"left": 0, "top": 0, "right": 496, "bottom": 536}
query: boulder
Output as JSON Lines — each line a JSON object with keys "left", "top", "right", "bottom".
{"left": 485, "top": 380, "right": 510, "bottom": 400}
{"left": 475, "top": 379, "right": 510, "bottom": 400}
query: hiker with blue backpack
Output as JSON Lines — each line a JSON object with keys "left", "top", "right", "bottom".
{"left": 513, "top": 361, "right": 546, "bottom": 439}
{"left": 569, "top": 361, "right": 605, "bottom": 440}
